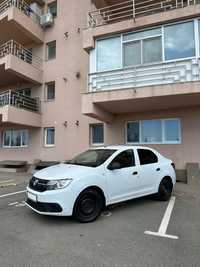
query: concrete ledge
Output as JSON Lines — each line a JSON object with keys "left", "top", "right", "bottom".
{"left": 186, "top": 163, "right": 200, "bottom": 185}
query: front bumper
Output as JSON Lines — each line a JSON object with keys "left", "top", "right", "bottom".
{"left": 25, "top": 186, "right": 76, "bottom": 216}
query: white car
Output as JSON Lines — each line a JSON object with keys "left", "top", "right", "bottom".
{"left": 26, "top": 146, "right": 176, "bottom": 223}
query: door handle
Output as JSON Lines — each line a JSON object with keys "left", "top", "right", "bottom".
{"left": 156, "top": 168, "right": 161, "bottom": 171}
{"left": 132, "top": 171, "right": 138, "bottom": 175}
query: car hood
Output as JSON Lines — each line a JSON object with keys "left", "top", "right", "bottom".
{"left": 34, "top": 163, "right": 97, "bottom": 180}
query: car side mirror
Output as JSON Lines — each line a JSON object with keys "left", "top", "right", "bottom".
{"left": 108, "top": 162, "right": 121, "bottom": 171}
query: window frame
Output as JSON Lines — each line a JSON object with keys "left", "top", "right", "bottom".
{"left": 45, "top": 81, "right": 55, "bottom": 101}
{"left": 125, "top": 118, "right": 181, "bottom": 145}
{"left": 48, "top": 1, "right": 57, "bottom": 18}
{"left": 2, "top": 129, "right": 29, "bottom": 148}
{"left": 94, "top": 18, "right": 200, "bottom": 73}
{"left": 46, "top": 40, "right": 56, "bottom": 61}
{"left": 137, "top": 148, "right": 158, "bottom": 165}
{"left": 90, "top": 123, "right": 104, "bottom": 146}
{"left": 108, "top": 149, "right": 135, "bottom": 169}
{"left": 44, "top": 127, "right": 55, "bottom": 147}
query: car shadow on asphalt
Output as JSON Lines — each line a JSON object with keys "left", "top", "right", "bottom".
{"left": 25, "top": 195, "right": 157, "bottom": 225}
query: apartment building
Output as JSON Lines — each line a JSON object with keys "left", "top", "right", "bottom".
{"left": 0, "top": 0, "right": 200, "bottom": 174}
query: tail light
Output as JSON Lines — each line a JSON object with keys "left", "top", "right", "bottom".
{"left": 171, "top": 163, "right": 175, "bottom": 170}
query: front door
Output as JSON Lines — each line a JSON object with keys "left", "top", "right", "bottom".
{"left": 106, "top": 149, "right": 140, "bottom": 204}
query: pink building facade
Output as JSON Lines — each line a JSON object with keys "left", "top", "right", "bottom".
{"left": 0, "top": 0, "right": 200, "bottom": 173}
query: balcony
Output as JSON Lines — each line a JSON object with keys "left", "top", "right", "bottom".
{"left": 0, "top": 40, "right": 43, "bottom": 85}
{"left": 82, "top": 58, "right": 200, "bottom": 122}
{"left": 84, "top": 0, "right": 200, "bottom": 50}
{"left": 0, "top": 0, "right": 44, "bottom": 44}
{"left": 0, "top": 90, "right": 41, "bottom": 127}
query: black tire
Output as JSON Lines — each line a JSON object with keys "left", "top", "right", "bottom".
{"left": 73, "top": 189, "right": 104, "bottom": 223}
{"left": 156, "top": 178, "right": 173, "bottom": 201}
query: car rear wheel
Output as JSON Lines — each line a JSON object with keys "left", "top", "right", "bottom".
{"left": 156, "top": 178, "right": 173, "bottom": 201}
{"left": 73, "top": 189, "right": 104, "bottom": 223}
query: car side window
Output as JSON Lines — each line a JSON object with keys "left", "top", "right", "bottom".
{"left": 110, "top": 149, "right": 135, "bottom": 169}
{"left": 138, "top": 149, "right": 158, "bottom": 165}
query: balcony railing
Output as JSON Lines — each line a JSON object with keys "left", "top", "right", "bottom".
{"left": 0, "top": 0, "right": 41, "bottom": 24}
{"left": 0, "top": 90, "right": 40, "bottom": 112}
{"left": 88, "top": 58, "right": 200, "bottom": 92}
{"left": 88, "top": 0, "right": 200, "bottom": 27}
{"left": 0, "top": 40, "right": 42, "bottom": 70}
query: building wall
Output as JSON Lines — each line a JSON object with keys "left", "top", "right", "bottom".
{"left": 0, "top": 0, "right": 98, "bottom": 162}
{"left": 0, "top": 0, "right": 199, "bottom": 172}
{"left": 105, "top": 107, "right": 200, "bottom": 170}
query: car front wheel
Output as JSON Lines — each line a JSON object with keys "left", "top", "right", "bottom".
{"left": 73, "top": 189, "right": 104, "bottom": 223}
{"left": 156, "top": 177, "right": 173, "bottom": 201}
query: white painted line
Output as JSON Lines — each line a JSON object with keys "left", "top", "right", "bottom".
{"left": 159, "top": 196, "right": 176, "bottom": 235}
{"left": 144, "top": 231, "right": 178, "bottom": 240}
{"left": 144, "top": 196, "right": 178, "bottom": 240}
{"left": 0, "top": 190, "right": 26, "bottom": 199}
{"left": 16, "top": 202, "right": 26, "bottom": 207}
{"left": 0, "top": 179, "right": 14, "bottom": 184}
{"left": 8, "top": 202, "right": 19, "bottom": 206}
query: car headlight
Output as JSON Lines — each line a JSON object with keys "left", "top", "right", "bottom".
{"left": 46, "top": 179, "right": 73, "bottom": 190}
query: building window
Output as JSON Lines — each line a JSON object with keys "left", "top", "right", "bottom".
{"left": 97, "top": 36, "right": 121, "bottom": 71}
{"left": 94, "top": 19, "right": 198, "bottom": 72}
{"left": 141, "top": 120, "right": 162, "bottom": 143}
{"left": 123, "top": 28, "right": 162, "bottom": 67}
{"left": 48, "top": 1, "right": 57, "bottom": 17}
{"left": 126, "top": 119, "right": 181, "bottom": 144}
{"left": 164, "top": 21, "right": 195, "bottom": 60}
{"left": 3, "top": 130, "right": 29, "bottom": 148}
{"left": 90, "top": 124, "right": 104, "bottom": 145}
{"left": 46, "top": 82, "right": 55, "bottom": 101}
{"left": 44, "top": 127, "right": 55, "bottom": 147}
{"left": 46, "top": 41, "right": 56, "bottom": 60}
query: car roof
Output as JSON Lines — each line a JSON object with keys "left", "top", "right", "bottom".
{"left": 92, "top": 145, "right": 156, "bottom": 151}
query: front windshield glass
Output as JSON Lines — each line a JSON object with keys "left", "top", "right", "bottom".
{"left": 69, "top": 149, "right": 116, "bottom": 168}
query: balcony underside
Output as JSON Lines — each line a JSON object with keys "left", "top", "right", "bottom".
{"left": 0, "top": 106, "right": 41, "bottom": 127}
{"left": 0, "top": 55, "right": 43, "bottom": 86}
{"left": 0, "top": 6, "right": 44, "bottom": 45}
{"left": 82, "top": 82, "right": 200, "bottom": 122}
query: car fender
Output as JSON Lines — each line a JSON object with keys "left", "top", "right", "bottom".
{"left": 155, "top": 166, "right": 176, "bottom": 191}
{"left": 69, "top": 174, "right": 108, "bottom": 205}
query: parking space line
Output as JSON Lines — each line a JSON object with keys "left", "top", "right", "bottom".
{"left": 0, "top": 179, "right": 14, "bottom": 184}
{"left": 0, "top": 190, "right": 26, "bottom": 199}
{"left": 8, "top": 202, "right": 19, "bottom": 206}
{"left": 144, "top": 196, "right": 178, "bottom": 240}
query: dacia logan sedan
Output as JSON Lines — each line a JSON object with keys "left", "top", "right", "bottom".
{"left": 26, "top": 146, "right": 176, "bottom": 223}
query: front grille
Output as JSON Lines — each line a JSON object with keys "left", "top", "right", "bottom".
{"left": 29, "top": 176, "right": 49, "bottom": 192}
{"left": 26, "top": 199, "right": 62, "bottom": 213}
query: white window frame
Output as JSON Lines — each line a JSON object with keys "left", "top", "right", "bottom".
{"left": 44, "top": 127, "right": 55, "bottom": 147}
{"left": 90, "top": 123, "right": 104, "bottom": 146}
{"left": 2, "top": 129, "right": 29, "bottom": 148}
{"left": 125, "top": 118, "right": 181, "bottom": 145}
{"left": 45, "top": 81, "right": 55, "bottom": 102}
{"left": 94, "top": 18, "right": 200, "bottom": 73}
{"left": 46, "top": 40, "right": 56, "bottom": 61}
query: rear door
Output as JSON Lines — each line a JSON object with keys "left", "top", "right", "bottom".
{"left": 136, "top": 148, "right": 161, "bottom": 194}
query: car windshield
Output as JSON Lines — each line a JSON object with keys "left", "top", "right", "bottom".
{"left": 68, "top": 149, "right": 116, "bottom": 168}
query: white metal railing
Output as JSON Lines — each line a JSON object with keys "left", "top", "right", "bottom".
{"left": 0, "top": 90, "right": 40, "bottom": 112}
{"left": 0, "top": 0, "right": 41, "bottom": 24}
{"left": 88, "top": 58, "right": 200, "bottom": 92}
{"left": 88, "top": 0, "right": 200, "bottom": 27}
{"left": 0, "top": 40, "right": 42, "bottom": 70}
